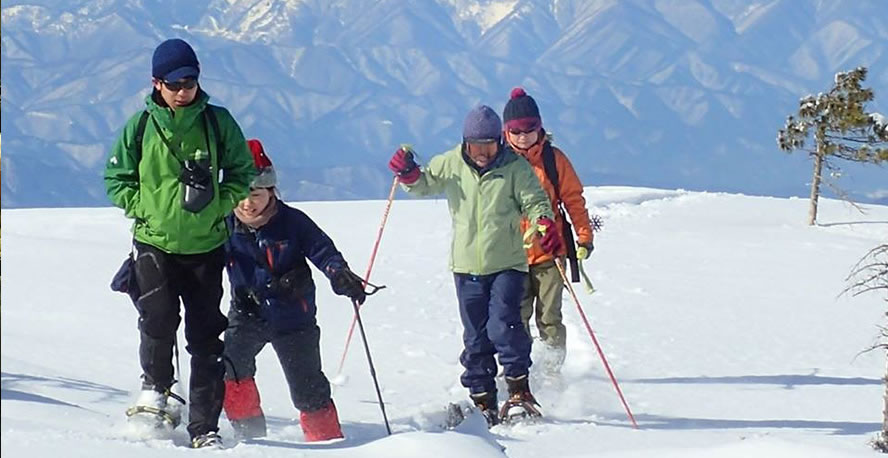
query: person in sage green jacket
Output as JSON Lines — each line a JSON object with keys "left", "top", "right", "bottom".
{"left": 104, "top": 38, "right": 254, "bottom": 449}
{"left": 387, "top": 105, "right": 562, "bottom": 426}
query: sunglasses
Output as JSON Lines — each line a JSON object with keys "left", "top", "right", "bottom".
{"left": 163, "top": 78, "right": 198, "bottom": 91}
{"left": 508, "top": 128, "right": 537, "bottom": 135}
{"left": 465, "top": 138, "right": 499, "bottom": 144}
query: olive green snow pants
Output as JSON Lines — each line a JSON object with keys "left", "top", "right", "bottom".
{"left": 520, "top": 259, "right": 566, "bottom": 348}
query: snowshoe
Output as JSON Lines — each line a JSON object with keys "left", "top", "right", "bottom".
{"left": 499, "top": 375, "right": 543, "bottom": 424}
{"left": 126, "top": 386, "right": 185, "bottom": 430}
{"left": 191, "top": 431, "right": 223, "bottom": 449}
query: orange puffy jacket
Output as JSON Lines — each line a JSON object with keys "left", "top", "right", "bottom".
{"left": 513, "top": 137, "right": 593, "bottom": 266}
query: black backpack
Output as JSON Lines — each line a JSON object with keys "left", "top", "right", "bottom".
{"left": 541, "top": 141, "right": 580, "bottom": 283}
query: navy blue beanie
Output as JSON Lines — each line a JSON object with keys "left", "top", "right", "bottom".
{"left": 152, "top": 38, "right": 200, "bottom": 82}
{"left": 462, "top": 105, "right": 502, "bottom": 143}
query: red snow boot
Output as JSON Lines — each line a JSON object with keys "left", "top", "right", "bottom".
{"left": 223, "top": 378, "right": 266, "bottom": 438}
{"left": 300, "top": 400, "right": 344, "bottom": 442}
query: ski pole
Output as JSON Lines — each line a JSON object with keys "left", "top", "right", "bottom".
{"left": 336, "top": 176, "right": 399, "bottom": 378}
{"left": 555, "top": 258, "right": 638, "bottom": 429}
{"left": 351, "top": 298, "right": 392, "bottom": 435}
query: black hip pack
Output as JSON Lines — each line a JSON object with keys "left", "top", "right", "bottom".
{"left": 111, "top": 248, "right": 140, "bottom": 306}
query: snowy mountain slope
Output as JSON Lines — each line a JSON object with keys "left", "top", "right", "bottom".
{"left": 2, "top": 187, "right": 888, "bottom": 457}
{"left": 1, "top": 0, "right": 886, "bottom": 208}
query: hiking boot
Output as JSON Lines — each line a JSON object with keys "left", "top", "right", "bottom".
{"left": 191, "top": 431, "right": 223, "bottom": 449}
{"left": 505, "top": 375, "right": 537, "bottom": 403}
{"left": 469, "top": 391, "right": 499, "bottom": 427}
{"left": 135, "top": 388, "right": 167, "bottom": 409}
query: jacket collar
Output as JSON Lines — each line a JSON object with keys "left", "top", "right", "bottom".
{"left": 460, "top": 142, "right": 515, "bottom": 176}
{"left": 145, "top": 89, "right": 210, "bottom": 133}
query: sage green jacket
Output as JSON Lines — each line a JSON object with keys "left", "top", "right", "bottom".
{"left": 404, "top": 145, "right": 552, "bottom": 275}
{"left": 104, "top": 91, "right": 255, "bottom": 254}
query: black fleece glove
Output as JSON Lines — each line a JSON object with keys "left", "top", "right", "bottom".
{"left": 330, "top": 268, "right": 366, "bottom": 305}
{"left": 232, "top": 287, "right": 262, "bottom": 317}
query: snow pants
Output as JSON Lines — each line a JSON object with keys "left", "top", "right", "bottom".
{"left": 133, "top": 241, "right": 228, "bottom": 439}
{"left": 454, "top": 269, "right": 532, "bottom": 394}
{"left": 223, "top": 306, "right": 333, "bottom": 414}
{"left": 520, "top": 259, "right": 566, "bottom": 347}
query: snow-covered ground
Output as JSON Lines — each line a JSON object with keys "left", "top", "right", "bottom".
{"left": 2, "top": 187, "right": 887, "bottom": 457}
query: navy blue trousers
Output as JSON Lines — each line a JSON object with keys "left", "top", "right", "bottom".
{"left": 454, "top": 269, "right": 532, "bottom": 394}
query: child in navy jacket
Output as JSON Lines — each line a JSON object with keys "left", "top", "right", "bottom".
{"left": 222, "top": 139, "right": 366, "bottom": 441}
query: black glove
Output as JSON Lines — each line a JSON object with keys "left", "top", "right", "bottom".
{"left": 330, "top": 268, "right": 367, "bottom": 305}
{"left": 232, "top": 287, "right": 262, "bottom": 317}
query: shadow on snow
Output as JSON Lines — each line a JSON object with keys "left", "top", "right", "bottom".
{"left": 242, "top": 420, "right": 389, "bottom": 450}
{"left": 597, "top": 413, "right": 879, "bottom": 436}
{"left": 2, "top": 371, "right": 130, "bottom": 404}
{"left": 628, "top": 373, "right": 880, "bottom": 389}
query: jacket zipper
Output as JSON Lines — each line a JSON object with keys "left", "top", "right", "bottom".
{"left": 475, "top": 171, "right": 483, "bottom": 274}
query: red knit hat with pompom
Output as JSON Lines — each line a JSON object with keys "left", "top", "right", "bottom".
{"left": 247, "top": 139, "right": 277, "bottom": 188}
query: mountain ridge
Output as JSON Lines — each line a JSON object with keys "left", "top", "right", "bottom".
{"left": 2, "top": 0, "right": 886, "bottom": 207}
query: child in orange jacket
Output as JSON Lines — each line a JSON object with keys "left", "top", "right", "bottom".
{"left": 503, "top": 87, "right": 595, "bottom": 373}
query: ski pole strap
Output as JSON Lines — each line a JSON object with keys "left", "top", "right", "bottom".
{"left": 578, "top": 262, "right": 596, "bottom": 295}
{"left": 362, "top": 280, "right": 386, "bottom": 296}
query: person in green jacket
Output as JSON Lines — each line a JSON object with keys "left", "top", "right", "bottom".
{"left": 104, "top": 38, "right": 255, "bottom": 449}
{"left": 387, "top": 105, "right": 562, "bottom": 426}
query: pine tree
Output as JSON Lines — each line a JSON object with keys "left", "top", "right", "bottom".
{"left": 777, "top": 67, "right": 888, "bottom": 225}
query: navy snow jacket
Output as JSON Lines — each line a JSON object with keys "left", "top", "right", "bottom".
{"left": 225, "top": 199, "right": 347, "bottom": 331}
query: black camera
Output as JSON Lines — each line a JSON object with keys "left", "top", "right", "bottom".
{"left": 179, "top": 157, "right": 214, "bottom": 213}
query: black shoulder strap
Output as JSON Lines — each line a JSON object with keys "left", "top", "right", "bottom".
{"left": 542, "top": 141, "right": 560, "bottom": 202}
{"left": 134, "top": 110, "right": 150, "bottom": 162}
{"left": 203, "top": 104, "right": 224, "bottom": 157}
{"left": 542, "top": 141, "right": 580, "bottom": 282}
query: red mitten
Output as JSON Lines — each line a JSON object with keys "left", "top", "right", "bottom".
{"left": 388, "top": 148, "right": 420, "bottom": 184}
{"left": 537, "top": 217, "right": 563, "bottom": 254}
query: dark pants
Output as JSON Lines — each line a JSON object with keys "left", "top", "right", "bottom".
{"left": 133, "top": 241, "right": 227, "bottom": 439}
{"left": 224, "top": 306, "right": 332, "bottom": 413}
{"left": 454, "top": 269, "right": 532, "bottom": 394}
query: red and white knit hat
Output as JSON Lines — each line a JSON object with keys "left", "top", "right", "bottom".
{"left": 247, "top": 139, "right": 277, "bottom": 189}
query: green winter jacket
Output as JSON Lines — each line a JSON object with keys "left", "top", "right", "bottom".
{"left": 104, "top": 91, "right": 255, "bottom": 255}
{"left": 404, "top": 145, "right": 553, "bottom": 275}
